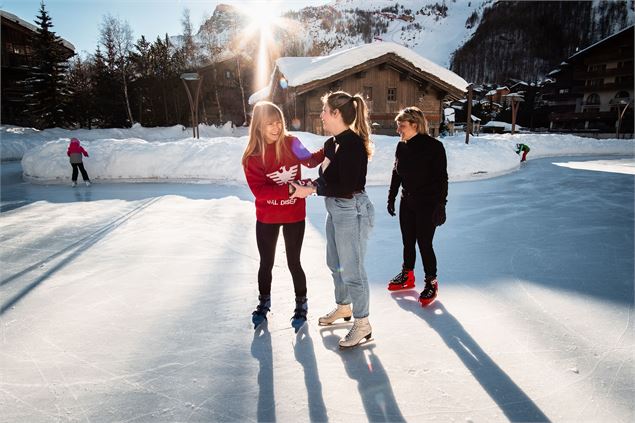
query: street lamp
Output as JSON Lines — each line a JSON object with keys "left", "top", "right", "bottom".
{"left": 180, "top": 72, "right": 204, "bottom": 139}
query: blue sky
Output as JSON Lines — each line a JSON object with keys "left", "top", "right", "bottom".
{"left": 2, "top": 0, "right": 328, "bottom": 57}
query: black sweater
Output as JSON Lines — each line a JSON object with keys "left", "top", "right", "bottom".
{"left": 388, "top": 133, "right": 448, "bottom": 205}
{"left": 315, "top": 129, "right": 368, "bottom": 197}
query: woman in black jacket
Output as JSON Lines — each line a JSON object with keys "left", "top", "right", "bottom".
{"left": 386, "top": 107, "right": 448, "bottom": 307}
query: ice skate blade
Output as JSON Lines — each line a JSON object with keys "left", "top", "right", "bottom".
{"left": 387, "top": 283, "right": 415, "bottom": 292}
{"left": 339, "top": 334, "right": 373, "bottom": 350}
{"left": 419, "top": 296, "right": 437, "bottom": 307}
{"left": 318, "top": 316, "right": 352, "bottom": 326}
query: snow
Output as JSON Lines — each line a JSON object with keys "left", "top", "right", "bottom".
{"left": 1, "top": 139, "right": 633, "bottom": 421}
{"left": 274, "top": 41, "right": 468, "bottom": 94}
{"left": 3, "top": 125, "right": 633, "bottom": 185}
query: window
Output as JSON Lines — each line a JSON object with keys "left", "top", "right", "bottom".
{"left": 587, "top": 63, "right": 606, "bottom": 73}
{"left": 363, "top": 86, "right": 373, "bottom": 101}
{"left": 387, "top": 87, "right": 396, "bottom": 102}
{"left": 225, "top": 70, "right": 234, "bottom": 80}
{"left": 558, "top": 88, "right": 569, "bottom": 95}
{"left": 586, "top": 78, "right": 603, "bottom": 88}
{"left": 585, "top": 93, "right": 600, "bottom": 105}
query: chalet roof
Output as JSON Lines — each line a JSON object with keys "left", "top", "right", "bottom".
{"left": 1, "top": 10, "right": 75, "bottom": 52}
{"left": 568, "top": 25, "right": 633, "bottom": 62}
{"left": 275, "top": 42, "right": 468, "bottom": 96}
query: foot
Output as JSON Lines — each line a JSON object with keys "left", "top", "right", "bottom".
{"left": 387, "top": 268, "right": 415, "bottom": 291}
{"left": 291, "top": 296, "right": 308, "bottom": 333}
{"left": 252, "top": 295, "right": 271, "bottom": 329}
{"left": 318, "top": 303, "right": 352, "bottom": 326}
{"left": 71, "top": 181, "right": 77, "bottom": 187}
{"left": 85, "top": 181, "right": 91, "bottom": 186}
{"left": 339, "top": 317, "right": 372, "bottom": 349}
{"left": 419, "top": 277, "right": 438, "bottom": 307}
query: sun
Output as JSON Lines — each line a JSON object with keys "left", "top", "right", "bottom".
{"left": 239, "top": 1, "right": 287, "bottom": 90}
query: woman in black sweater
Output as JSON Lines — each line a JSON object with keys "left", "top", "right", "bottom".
{"left": 386, "top": 107, "right": 448, "bottom": 307}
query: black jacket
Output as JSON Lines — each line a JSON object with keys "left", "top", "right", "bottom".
{"left": 315, "top": 129, "right": 368, "bottom": 197}
{"left": 388, "top": 133, "right": 448, "bottom": 205}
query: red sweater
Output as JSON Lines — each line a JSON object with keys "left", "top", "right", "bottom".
{"left": 244, "top": 136, "right": 324, "bottom": 224}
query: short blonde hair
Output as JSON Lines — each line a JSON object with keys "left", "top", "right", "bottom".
{"left": 395, "top": 106, "right": 429, "bottom": 135}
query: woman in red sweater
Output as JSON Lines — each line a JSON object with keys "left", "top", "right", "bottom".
{"left": 242, "top": 101, "right": 324, "bottom": 331}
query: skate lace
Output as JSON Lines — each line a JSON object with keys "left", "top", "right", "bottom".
{"left": 293, "top": 306, "right": 307, "bottom": 320}
{"left": 344, "top": 323, "right": 361, "bottom": 341}
{"left": 421, "top": 282, "right": 437, "bottom": 298}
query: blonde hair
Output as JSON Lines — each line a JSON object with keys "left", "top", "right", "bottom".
{"left": 322, "top": 91, "right": 373, "bottom": 158}
{"left": 242, "top": 101, "right": 289, "bottom": 166}
{"left": 395, "top": 106, "right": 429, "bottom": 135}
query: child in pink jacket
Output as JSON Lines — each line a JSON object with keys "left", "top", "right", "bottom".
{"left": 67, "top": 138, "right": 91, "bottom": 186}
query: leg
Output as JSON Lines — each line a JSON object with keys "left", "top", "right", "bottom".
{"left": 415, "top": 205, "right": 438, "bottom": 279}
{"left": 71, "top": 164, "right": 79, "bottom": 182}
{"left": 77, "top": 163, "right": 90, "bottom": 181}
{"left": 282, "top": 220, "right": 307, "bottom": 298}
{"left": 399, "top": 197, "right": 417, "bottom": 270}
{"left": 255, "top": 221, "right": 281, "bottom": 297}
{"left": 325, "top": 207, "right": 351, "bottom": 305}
{"left": 327, "top": 195, "right": 373, "bottom": 319}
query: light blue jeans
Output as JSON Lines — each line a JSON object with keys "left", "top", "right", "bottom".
{"left": 324, "top": 192, "right": 375, "bottom": 318}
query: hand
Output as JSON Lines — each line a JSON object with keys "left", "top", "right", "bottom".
{"left": 387, "top": 199, "right": 395, "bottom": 216}
{"left": 290, "top": 182, "right": 314, "bottom": 199}
{"left": 433, "top": 203, "right": 446, "bottom": 226}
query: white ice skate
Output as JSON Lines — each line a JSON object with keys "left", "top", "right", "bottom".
{"left": 318, "top": 303, "right": 352, "bottom": 326}
{"left": 339, "top": 317, "right": 372, "bottom": 349}
{"left": 71, "top": 181, "right": 77, "bottom": 187}
{"left": 85, "top": 181, "right": 91, "bottom": 186}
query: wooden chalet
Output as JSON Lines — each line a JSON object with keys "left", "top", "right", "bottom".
{"left": 251, "top": 42, "right": 468, "bottom": 136}
{"left": 1, "top": 10, "right": 75, "bottom": 125}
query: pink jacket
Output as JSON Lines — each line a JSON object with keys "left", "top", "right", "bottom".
{"left": 67, "top": 138, "right": 88, "bottom": 164}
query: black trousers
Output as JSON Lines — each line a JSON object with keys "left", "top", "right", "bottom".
{"left": 399, "top": 198, "right": 437, "bottom": 278}
{"left": 256, "top": 220, "right": 307, "bottom": 298}
{"left": 71, "top": 163, "right": 90, "bottom": 182}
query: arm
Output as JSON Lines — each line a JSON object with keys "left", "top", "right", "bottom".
{"left": 244, "top": 157, "right": 291, "bottom": 201}
{"left": 434, "top": 143, "right": 448, "bottom": 204}
{"left": 81, "top": 147, "right": 89, "bottom": 157}
{"left": 290, "top": 137, "right": 324, "bottom": 168}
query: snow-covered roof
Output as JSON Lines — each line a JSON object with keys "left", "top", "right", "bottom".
{"left": 568, "top": 25, "right": 634, "bottom": 61}
{"left": 248, "top": 85, "right": 271, "bottom": 105}
{"left": 1, "top": 10, "right": 75, "bottom": 52}
{"left": 275, "top": 41, "right": 468, "bottom": 94}
{"left": 444, "top": 107, "right": 455, "bottom": 122}
{"left": 485, "top": 89, "right": 497, "bottom": 96}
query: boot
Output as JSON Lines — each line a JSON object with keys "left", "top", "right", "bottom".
{"left": 85, "top": 180, "right": 91, "bottom": 186}
{"left": 387, "top": 267, "right": 415, "bottom": 291}
{"left": 419, "top": 277, "right": 438, "bottom": 307}
{"left": 291, "top": 296, "right": 308, "bottom": 333}
{"left": 71, "top": 181, "right": 77, "bottom": 187}
{"left": 339, "top": 317, "right": 372, "bottom": 349}
{"left": 251, "top": 295, "right": 271, "bottom": 328}
{"left": 318, "top": 303, "right": 352, "bottom": 326}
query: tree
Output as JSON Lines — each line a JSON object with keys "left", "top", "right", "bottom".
{"left": 100, "top": 14, "right": 135, "bottom": 126}
{"left": 23, "top": 1, "right": 73, "bottom": 128}
{"left": 67, "top": 56, "right": 94, "bottom": 128}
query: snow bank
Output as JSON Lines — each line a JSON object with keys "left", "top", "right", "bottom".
{"left": 1, "top": 123, "right": 247, "bottom": 161}
{"left": 7, "top": 125, "right": 634, "bottom": 184}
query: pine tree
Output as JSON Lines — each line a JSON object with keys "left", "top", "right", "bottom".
{"left": 67, "top": 56, "right": 94, "bottom": 128}
{"left": 24, "top": 1, "right": 73, "bottom": 128}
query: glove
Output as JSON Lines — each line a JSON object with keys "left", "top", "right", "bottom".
{"left": 387, "top": 199, "right": 396, "bottom": 216}
{"left": 433, "top": 203, "right": 446, "bottom": 226}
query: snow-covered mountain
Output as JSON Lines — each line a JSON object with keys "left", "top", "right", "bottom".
{"left": 182, "top": 0, "right": 633, "bottom": 83}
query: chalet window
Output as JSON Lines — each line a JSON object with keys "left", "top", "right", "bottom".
{"left": 363, "top": 86, "right": 373, "bottom": 101}
{"left": 587, "top": 63, "right": 606, "bottom": 73}
{"left": 387, "top": 87, "right": 397, "bottom": 102}
{"left": 586, "top": 78, "right": 603, "bottom": 88}
{"left": 558, "top": 88, "right": 569, "bottom": 95}
{"left": 585, "top": 93, "right": 600, "bottom": 105}
{"left": 225, "top": 70, "right": 234, "bottom": 80}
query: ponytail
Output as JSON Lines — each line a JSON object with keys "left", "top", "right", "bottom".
{"left": 351, "top": 95, "right": 373, "bottom": 159}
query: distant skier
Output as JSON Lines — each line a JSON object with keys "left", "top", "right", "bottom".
{"left": 242, "top": 101, "right": 324, "bottom": 332}
{"left": 516, "top": 143, "right": 530, "bottom": 162}
{"left": 66, "top": 138, "right": 91, "bottom": 187}
{"left": 386, "top": 107, "right": 448, "bottom": 307}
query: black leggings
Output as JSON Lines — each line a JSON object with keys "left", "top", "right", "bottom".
{"left": 399, "top": 198, "right": 437, "bottom": 278}
{"left": 256, "top": 220, "right": 307, "bottom": 298}
{"left": 71, "top": 163, "right": 90, "bottom": 181}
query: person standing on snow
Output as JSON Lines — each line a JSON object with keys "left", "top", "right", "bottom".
{"left": 242, "top": 101, "right": 324, "bottom": 332}
{"left": 386, "top": 107, "right": 448, "bottom": 307}
{"left": 291, "top": 91, "right": 375, "bottom": 349}
{"left": 66, "top": 138, "right": 91, "bottom": 187}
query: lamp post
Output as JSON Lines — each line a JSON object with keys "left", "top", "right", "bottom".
{"left": 180, "top": 72, "right": 204, "bottom": 139}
